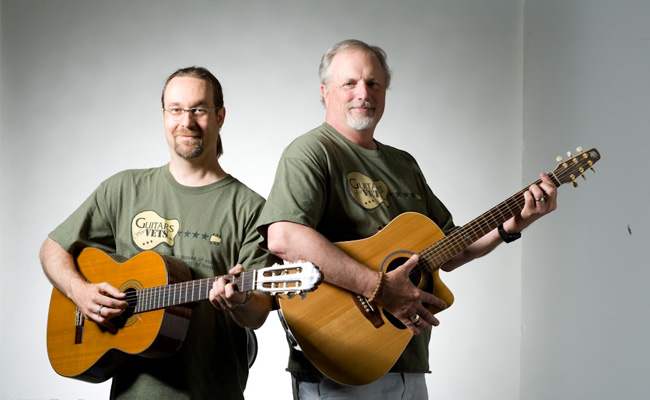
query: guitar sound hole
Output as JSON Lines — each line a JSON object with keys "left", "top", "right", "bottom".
{"left": 110, "top": 288, "right": 137, "bottom": 329}
{"left": 382, "top": 256, "right": 434, "bottom": 330}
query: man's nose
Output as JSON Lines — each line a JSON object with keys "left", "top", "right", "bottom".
{"left": 180, "top": 110, "right": 197, "bottom": 127}
{"left": 355, "top": 82, "right": 370, "bottom": 101}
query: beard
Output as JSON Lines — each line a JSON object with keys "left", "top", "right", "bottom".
{"left": 345, "top": 101, "right": 376, "bottom": 130}
{"left": 173, "top": 128, "right": 205, "bottom": 159}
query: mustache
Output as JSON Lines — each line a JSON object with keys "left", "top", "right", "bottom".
{"left": 174, "top": 128, "right": 203, "bottom": 138}
{"left": 346, "top": 101, "right": 376, "bottom": 110}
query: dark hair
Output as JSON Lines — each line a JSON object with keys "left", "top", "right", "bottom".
{"left": 319, "top": 39, "right": 392, "bottom": 103}
{"left": 161, "top": 66, "right": 224, "bottom": 158}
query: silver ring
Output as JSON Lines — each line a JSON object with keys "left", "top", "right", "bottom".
{"left": 97, "top": 305, "right": 104, "bottom": 317}
{"left": 409, "top": 314, "right": 420, "bottom": 324}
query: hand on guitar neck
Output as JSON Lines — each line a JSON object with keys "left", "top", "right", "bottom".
{"left": 511, "top": 172, "right": 558, "bottom": 231}
{"left": 209, "top": 264, "right": 273, "bottom": 330}
{"left": 440, "top": 172, "right": 558, "bottom": 273}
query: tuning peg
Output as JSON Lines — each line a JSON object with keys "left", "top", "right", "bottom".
{"left": 590, "top": 167, "right": 596, "bottom": 173}
{"left": 572, "top": 181, "right": 578, "bottom": 188}
{"left": 576, "top": 146, "right": 583, "bottom": 153}
{"left": 556, "top": 156, "right": 563, "bottom": 162}
{"left": 567, "top": 151, "right": 573, "bottom": 158}
{"left": 581, "top": 174, "right": 587, "bottom": 180}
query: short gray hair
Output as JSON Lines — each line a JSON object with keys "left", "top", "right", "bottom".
{"left": 319, "top": 39, "right": 392, "bottom": 91}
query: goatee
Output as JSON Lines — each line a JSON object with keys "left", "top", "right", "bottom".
{"left": 173, "top": 129, "right": 204, "bottom": 159}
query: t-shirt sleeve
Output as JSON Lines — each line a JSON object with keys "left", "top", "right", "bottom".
{"left": 48, "top": 180, "right": 117, "bottom": 255}
{"left": 256, "top": 142, "right": 328, "bottom": 245}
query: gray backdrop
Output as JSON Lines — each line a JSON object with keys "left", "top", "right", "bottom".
{"left": 1, "top": 0, "right": 647, "bottom": 399}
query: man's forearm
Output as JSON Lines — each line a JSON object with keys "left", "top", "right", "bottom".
{"left": 266, "top": 221, "right": 378, "bottom": 298}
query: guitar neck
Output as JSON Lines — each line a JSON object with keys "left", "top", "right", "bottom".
{"left": 419, "top": 146, "right": 600, "bottom": 268}
{"left": 133, "top": 270, "right": 256, "bottom": 313}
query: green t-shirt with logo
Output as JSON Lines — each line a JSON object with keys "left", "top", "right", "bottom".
{"left": 49, "top": 165, "right": 274, "bottom": 400}
{"left": 258, "top": 123, "right": 456, "bottom": 376}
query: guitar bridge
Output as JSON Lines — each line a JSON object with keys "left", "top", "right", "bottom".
{"left": 75, "top": 308, "right": 84, "bottom": 344}
{"left": 353, "top": 294, "right": 384, "bottom": 328}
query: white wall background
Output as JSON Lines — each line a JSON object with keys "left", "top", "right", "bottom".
{"left": 0, "top": 0, "right": 646, "bottom": 399}
{"left": 521, "top": 1, "right": 650, "bottom": 399}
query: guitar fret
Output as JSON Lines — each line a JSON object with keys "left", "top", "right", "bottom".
{"left": 154, "top": 286, "right": 159, "bottom": 310}
{"left": 153, "top": 286, "right": 158, "bottom": 310}
{"left": 241, "top": 271, "right": 246, "bottom": 292}
{"left": 142, "top": 288, "right": 147, "bottom": 312}
{"left": 155, "top": 286, "right": 160, "bottom": 309}
{"left": 494, "top": 203, "right": 507, "bottom": 222}
{"left": 136, "top": 290, "right": 142, "bottom": 313}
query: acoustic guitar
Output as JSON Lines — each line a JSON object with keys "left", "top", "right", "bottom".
{"left": 47, "top": 247, "right": 322, "bottom": 382}
{"left": 278, "top": 147, "right": 600, "bottom": 386}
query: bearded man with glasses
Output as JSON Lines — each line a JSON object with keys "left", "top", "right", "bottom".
{"left": 40, "top": 66, "right": 276, "bottom": 399}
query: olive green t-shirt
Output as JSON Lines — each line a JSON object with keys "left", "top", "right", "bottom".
{"left": 49, "top": 165, "right": 274, "bottom": 399}
{"left": 258, "top": 123, "right": 456, "bottom": 375}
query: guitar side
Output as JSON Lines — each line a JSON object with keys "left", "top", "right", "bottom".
{"left": 279, "top": 212, "right": 453, "bottom": 386}
{"left": 46, "top": 249, "right": 192, "bottom": 382}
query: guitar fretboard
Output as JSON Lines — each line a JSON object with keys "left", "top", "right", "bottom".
{"left": 132, "top": 270, "right": 257, "bottom": 313}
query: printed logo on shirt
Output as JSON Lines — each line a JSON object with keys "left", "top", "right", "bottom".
{"left": 346, "top": 172, "right": 390, "bottom": 210}
{"left": 131, "top": 210, "right": 180, "bottom": 250}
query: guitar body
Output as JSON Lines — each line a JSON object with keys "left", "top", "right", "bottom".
{"left": 46, "top": 248, "right": 192, "bottom": 382}
{"left": 279, "top": 212, "right": 455, "bottom": 386}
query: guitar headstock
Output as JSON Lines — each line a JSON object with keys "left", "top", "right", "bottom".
{"left": 550, "top": 147, "right": 600, "bottom": 187}
{"left": 256, "top": 261, "right": 323, "bottom": 298}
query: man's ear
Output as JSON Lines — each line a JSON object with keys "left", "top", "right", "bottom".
{"left": 217, "top": 107, "right": 226, "bottom": 128}
{"left": 320, "top": 84, "right": 329, "bottom": 107}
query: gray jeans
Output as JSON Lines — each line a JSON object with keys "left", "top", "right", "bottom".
{"left": 292, "top": 372, "right": 428, "bottom": 400}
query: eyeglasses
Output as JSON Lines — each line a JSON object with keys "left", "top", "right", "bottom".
{"left": 163, "top": 107, "right": 219, "bottom": 118}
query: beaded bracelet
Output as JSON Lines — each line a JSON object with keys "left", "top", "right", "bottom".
{"left": 367, "top": 271, "right": 384, "bottom": 303}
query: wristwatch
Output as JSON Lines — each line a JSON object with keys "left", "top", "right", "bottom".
{"left": 498, "top": 224, "right": 521, "bottom": 243}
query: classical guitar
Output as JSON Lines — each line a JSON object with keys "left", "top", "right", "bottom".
{"left": 278, "top": 147, "right": 600, "bottom": 386}
{"left": 47, "top": 247, "right": 322, "bottom": 382}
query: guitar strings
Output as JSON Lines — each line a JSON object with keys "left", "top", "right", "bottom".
{"left": 115, "top": 273, "right": 249, "bottom": 312}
